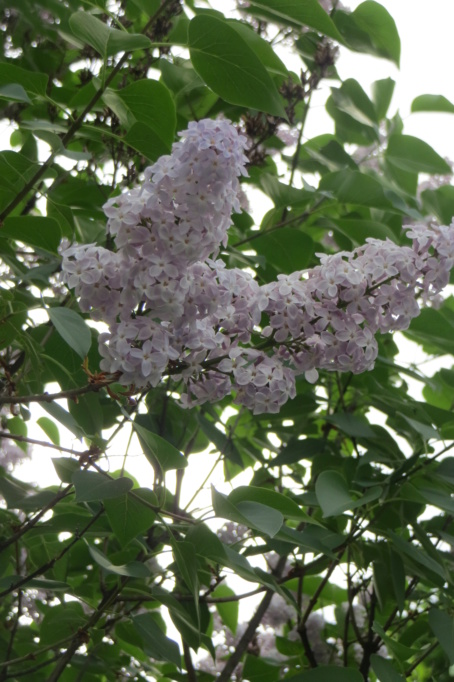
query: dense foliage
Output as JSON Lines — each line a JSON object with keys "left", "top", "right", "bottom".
{"left": 1, "top": 1, "right": 454, "bottom": 680}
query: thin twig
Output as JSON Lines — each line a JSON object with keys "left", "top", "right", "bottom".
{"left": 0, "top": 635, "right": 77, "bottom": 671}
{"left": 0, "top": 430, "right": 83, "bottom": 455}
{"left": 47, "top": 578, "right": 128, "bottom": 682}
{"left": 183, "top": 642, "right": 197, "bottom": 682}
{"left": 3, "top": 653, "right": 62, "bottom": 679}
{"left": 0, "top": 507, "right": 104, "bottom": 598}
{"left": 217, "top": 555, "right": 288, "bottom": 682}
{"left": 0, "top": 382, "right": 111, "bottom": 405}
{"left": 300, "top": 559, "right": 338, "bottom": 626}
{"left": 405, "top": 641, "right": 439, "bottom": 676}
{"left": 0, "top": 484, "right": 74, "bottom": 553}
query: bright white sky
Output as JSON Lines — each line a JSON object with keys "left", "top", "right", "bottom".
{"left": 323, "top": 0, "right": 454, "bottom": 160}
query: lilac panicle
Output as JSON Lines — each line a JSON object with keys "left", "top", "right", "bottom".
{"left": 60, "top": 119, "right": 454, "bottom": 414}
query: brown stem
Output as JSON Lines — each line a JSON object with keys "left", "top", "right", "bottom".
{"left": 0, "top": 430, "right": 84, "bottom": 454}
{"left": 3, "top": 653, "right": 62, "bottom": 679}
{"left": 298, "top": 624, "right": 318, "bottom": 668}
{"left": 0, "top": 550, "right": 22, "bottom": 681}
{"left": 217, "top": 555, "right": 288, "bottom": 682}
{"left": 0, "top": 382, "right": 111, "bottom": 405}
{"left": 300, "top": 559, "right": 338, "bottom": 626}
{"left": 359, "top": 588, "right": 378, "bottom": 680}
{"left": 405, "top": 641, "right": 439, "bottom": 676}
{"left": 0, "top": 635, "right": 76, "bottom": 671}
{"left": 183, "top": 642, "right": 197, "bottom": 682}
{"left": 231, "top": 198, "right": 325, "bottom": 249}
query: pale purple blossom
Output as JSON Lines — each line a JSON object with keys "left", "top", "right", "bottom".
{"left": 59, "top": 118, "right": 454, "bottom": 415}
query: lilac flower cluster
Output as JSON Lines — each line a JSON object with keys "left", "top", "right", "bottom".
{"left": 60, "top": 118, "right": 454, "bottom": 414}
{"left": 260, "top": 222, "right": 454, "bottom": 386}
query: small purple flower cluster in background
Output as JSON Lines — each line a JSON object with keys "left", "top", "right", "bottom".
{"left": 60, "top": 119, "right": 454, "bottom": 414}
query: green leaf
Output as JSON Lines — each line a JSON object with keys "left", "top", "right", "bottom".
{"left": 330, "top": 78, "right": 378, "bottom": 127}
{"left": 326, "top": 413, "right": 376, "bottom": 439}
{"left": 20, "top": 491, "right": 59, "bottom": 513}
{"left": 37, "top": 417, "right": 60, "bottom": 445}
{"left": 428, "top": 609, "right": 454, "bottom": 664}
{"left": 297, "top": 135, "right": 358, "bottom": 173}
{"left": 197, "top": 415, "right": 242, "bottom": 465}
{"left": 325, "top": 79, "right": 379, "bottom": 145}
{"left": 0, "top": 216, "right": 61, "bottom": 253}
{"left": 0, "top": 63, "right": 48, "bottom": 97}
{"left": 133, "top": 422, "right": 188, "bottom": 473}
{"left": 436, "top": 457, "right": 454, "bottom": 484}
{"left": 40, "top": 602, "right": 86, "bottom": 646}
{"left": 72, "top": 470, "right": 133, "bottom": 502}
{"left": 411, "top": 94, "right": 454, "bottom": 114}
{"left": 48, "top": 307, "right": 92, "bottom": 359}
{"left": 226, "top": 20, "right": 289, "bottom": 77}
{"left": 189, "top": 15, "right": 286, "bottom": 117}
{"left": 170, "top": 539, "right": 199, "bottom": 603}
{"left": 298, "top": 576, "right": 347, "bottom": 607}
{"left": 370, "top": 654, "right": 405, "bottom": 682}
{"left": 237, "top": 501, "right": 283, "bottom": 537}
{"left": 0, "top": 84, "right": 31, "bottom": 104}
{"left": 243, "top": 655, "right": 281, "bottom": 682}
{"left": 15, "top": 577, "right": 69, "bottom": 591}
{"left": 117, "top": 79, "right": 176, "bottom": 147}
{"left": 87, "top": 543, "right": 150, "bottom": 578}
{"left": 386, "top": 135, "right": 451, "bottom": 175}
{"left": 388, "top": 531, "right": 448, "bottom": 582}
{"left": 132, "top": 613, "right": 181, "bottom": 668}
{"left": 69, "top": 11, "right": 152, "bottom": 59}
{"left": 331, "top": 218, "right": 397, "bottom": 245}
{"left": 42, "top": 402, "right": 85, "bottom": 440}
{"left": 211, "top": 584, "right": 238, "bottom": 634}
{"left": 334, "top": 1, "right": 400, "bottom": 66}
{"left": 390, "top": 550, "right": 406, "bottom": 614}
{"left": 315, "top": 471, "right": 353, "bottom": 517}
{"left": 420, "top": 487, "right": 454, "bottom": 514}
{"left": 247, "top": 0, "right": 344, "bottom": 42}
{"left": 52, "top": 457, "right": 79, "bottom": 484}
{"left": 404, "top": 306, "right": 454, "bottom": 356}
{"left": 276, "top": 524, "right": 341, "bottom": 557}
{"left": 186, "top": 523, "right": 227, "bottom": 563}
{"left": 273, "top": 438, "right": 332, "bottom": 466}
{"left": 69, "top": 392, "right": 104, "bottom": 438}
{"left": 212, "top": 487, "right": 283, "bottom": 537}
{"left": 152, "top": 587, "right": 204, "bottom": 650}
{"left": 0, "top": 475, "right": 35, "bottom": 510}
{"left": 372, "top": 622, "right": 418, "bottom": 663}
{"left": 287, "top": 667, "right": 363, "bottom": 682}
{"left": 255, "top": 228, "right": 314, "bottom": 274}
{"left": 319, "top": 171, "right": 394, "bottom": 209}
{"left": 0, "top": 152, "right": 43, "bottom": 213}
{"left": 228, "top": 486, "right": 307, "bottom": 521}
{"left": 421, "top": 185, "right": 454, "bottom": 225}
{"left": 124, "top": 122, "right": 171, "bottom": 161}
{"left": 104, "top": 489, "right": 157, "bottom": 547}
{"left": 371, "top": 78, "right": 395, "bottom": 120}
